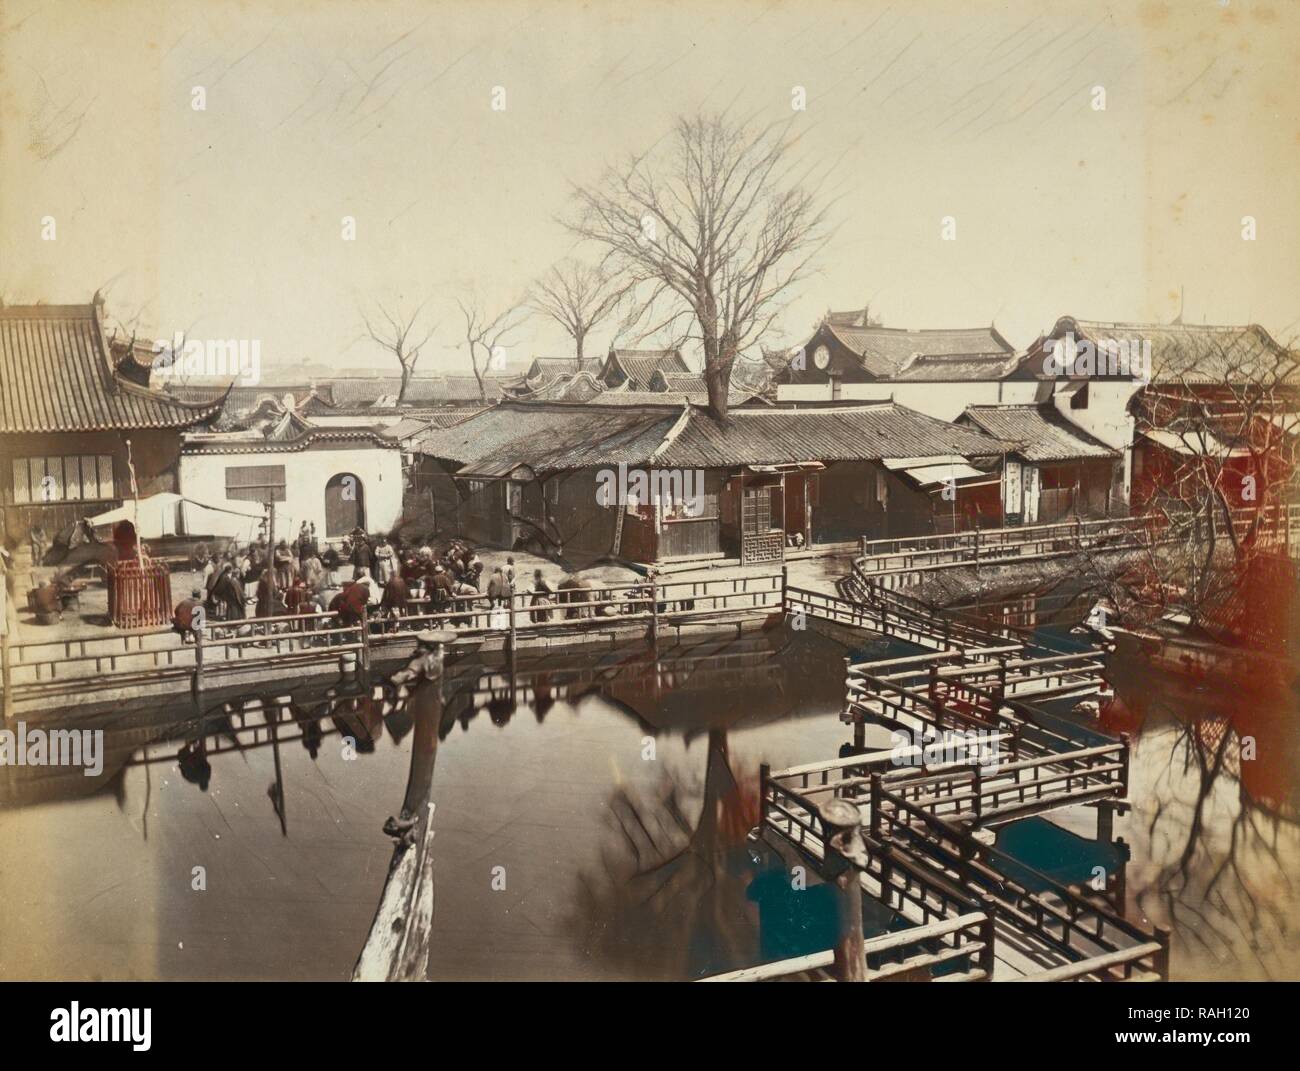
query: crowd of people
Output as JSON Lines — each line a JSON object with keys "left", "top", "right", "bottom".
{"left": 176, "top": 523, "right": 669, "bottom": 642}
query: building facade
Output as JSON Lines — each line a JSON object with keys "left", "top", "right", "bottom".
{"left": 0, "top": 302, "right": 219, "bottom": 546}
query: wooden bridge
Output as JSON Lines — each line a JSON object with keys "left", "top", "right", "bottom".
{"left": 851, "top": 504, "right": 1300, "bottom": 589}
{"left": 1, "top": 572, "right": 786, "bottom": 713}
{"left": 709, "top": 577, "right": 1168, "bottom": 982}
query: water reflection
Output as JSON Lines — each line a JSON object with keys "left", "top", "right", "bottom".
{"left": 957, "top": 581, "right": 1300, "bottom": 980}
{"left": 2, "top": 610, "right": 1295, "bottom": 980}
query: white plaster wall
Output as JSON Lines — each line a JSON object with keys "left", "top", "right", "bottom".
{"left": 1050, "top": 380, "right": 1141, "bottom": 505}
{"left": 178, "top": 445, "right": 404, "bottom": 541}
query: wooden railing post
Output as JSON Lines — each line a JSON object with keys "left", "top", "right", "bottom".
{"left": 1119, "top": 731, "right": 1131, "bottom": 793}
{"left": 649, "top": 577, "right": 659, "bottom": 650}
{"left": 360, "top": 605, "right": 371, "bottom": 673}
{"left": 192, "top": 624, "right": 205, "bottom": 699}
{"left": 869, "top": 772, "right": 882, "bottom": 840}
{"left": 508, "top": 589, "right": 517, "bottom": 653}
{"left": 977, "top": 914, "right": 996, "bottom": 980}
{"left": 1153, "top": 925, "right": 1172, "bottom": 981}
{"left": 818, "top": 798, "right": 867, "bottom": 982}
{"left": 758, "top": 762, "right": 771, "bottom": 830}
{"left": 780, "top": 564, "right": 789, "bottom": 611}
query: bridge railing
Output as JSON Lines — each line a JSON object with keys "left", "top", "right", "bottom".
{"left": 856, "top": 516, "right": 1152, "bottom": 574}
{"left": 873, "top": 780, "right": 1166, "bottom": 980}
{"left": 700, "top": 911, "right": 992, "bottom": 982}
{"left": 761, "top": 762, "right": 984, "bottom": 929}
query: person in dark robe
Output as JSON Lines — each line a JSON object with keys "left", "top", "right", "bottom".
{"left": 429, "top": 564, "right": 453, "bottom": 612}
{"left": 256, "top": 569, "right": 282, "bottom": 619}
{"left": 331, "top": 577, "right": 369, "bottom": 626}
{"left": 530, "top": 569, "right": 554, "bottom": 622}
{"left": 211, "top": 564, "right": 246, "bottom": 621}
{"left": 173, "top": 587, "right": 204, "bottom": 642}
{"left": 380, "top": 572, "right": 411, "bottom": 626}
{"left": 352, "top": 536, "right": 372, "bottom": 579}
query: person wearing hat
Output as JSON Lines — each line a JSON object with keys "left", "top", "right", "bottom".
{"left": 173, "top": 587, "right": 205, "bottom": 643}
{"left": 430, "top": 562, "right": 453, "bottom": 612}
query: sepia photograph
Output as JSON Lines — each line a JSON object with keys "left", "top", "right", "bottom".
{"left": 0, "top": 0, "right": 1296, "bottom": 1035}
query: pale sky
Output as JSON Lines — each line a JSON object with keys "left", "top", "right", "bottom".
{"left": 2, "top": 0, "right": 1297, "bottom": 376}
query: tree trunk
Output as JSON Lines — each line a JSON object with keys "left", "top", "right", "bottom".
{"left": 398, "top": 362, "right": 414, "bottom": 405}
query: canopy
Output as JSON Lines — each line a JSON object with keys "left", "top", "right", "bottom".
{"left": 87, "top": 492, "right": 263, "bottom": 539}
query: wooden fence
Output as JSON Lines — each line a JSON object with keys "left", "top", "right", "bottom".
{"left": 1, "top": 572, "right": 784, "bottom": 708}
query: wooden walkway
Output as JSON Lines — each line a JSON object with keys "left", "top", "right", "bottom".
{"left": 1, "top": 572, "right": 785, "bottom": 713}
{"left": 852, "top": 504, "right": 1299, "bottom": 589}
{"left": 716, "top": 581, "right": 1167, "bottom": 983}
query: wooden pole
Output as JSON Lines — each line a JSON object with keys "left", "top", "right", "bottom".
{"left": 265, "top": 494, "right": 277, "bottom": 605}
{"left": 507, "top": 588, "right": 517, "bottom": 654}
{"left": 359, "top": 604, "right": 371, "bottom": 673}
{"left": 192, "top": 624, "right": 205, "bottom": 699}
{"left": 649, "top": 575, "right": 659, "bottom": 650}
{"left": 819, "top": 798, "right": 867, "bottom": 982}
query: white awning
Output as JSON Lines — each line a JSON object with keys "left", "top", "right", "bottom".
{"left": 881, "top": 454, "right": 968, "bottom": 470}
{"left": 1141, "top": 428, "right": 1250, "bottom": 458}
{"left": 902, "top": 463, "right": 991, "bottom": 488}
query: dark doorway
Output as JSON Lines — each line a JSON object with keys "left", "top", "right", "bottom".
{"left": 325, "top": 473, "right": 365, "bottom": 536}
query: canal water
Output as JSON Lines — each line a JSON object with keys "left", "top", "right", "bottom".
{"left": 1, "top": 621, "right": 1296, "bottom": 980}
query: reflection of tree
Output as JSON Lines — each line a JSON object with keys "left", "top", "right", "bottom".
{"left": 568, "top": 729, "right": 761, "bottom": 980}
{"left": 1133, "top": 701, "right": 1300, "bottom": 978}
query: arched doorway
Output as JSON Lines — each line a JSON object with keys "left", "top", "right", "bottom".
{"left": 325, "top": 473, "right": 366, "bottom": 536}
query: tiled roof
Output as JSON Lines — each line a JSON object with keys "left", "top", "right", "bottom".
{"left": 959, "top": 404, "right": 1118, "bottom": 462}
{"left": 0, "top": 304, "right": 221, "bottom": 434}
{"left": 416, "top": 400, "right": 1003, "bottom": 473}
{"left": 328, "top": 375, "right": 503, "bottom": 407}
{"left": 656, "top": 404, "right": 1003, "bottom": 468}
{"left": 651, "top": 370, "right": 767, "bottom": 406}
{"left": 527, "top": 356, "right": 604, "bottom": 380}
{"left": 414, "top": 402, "right": 680, "bottom": 475}
{"left": 823, "top": 323, "right": 1015, "bottom": 380}
{"left": 1051, "top": 317, "right": 1298, "bottom": 386}
{"left": 603, "top": 348, "right": 690, "bottom": 389}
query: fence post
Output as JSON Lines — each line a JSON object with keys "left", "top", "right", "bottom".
{"left": 973, "top": 522, "right": 981, "bottom": 576}
{"left": 758, "top": 762, "right": 770, "bottom": 832}
{"left": 869, "top": 772, "right": 882, "bottom": 839}
{"left": 818, "top": 798, "right": 867, "bottom": 982}
{"left": 360, "top": 605, "right": 371, "bottom": 673}
{"left": 1119, "top": 731, "right": 1131, "bottom": 793}
{"left": 1153, "top": 925, "right": 1172, "bottom": 981}
{"left": 508, "top": 590, "right": 517, "bottom": 654}
{"left": 977, "top": 914, "right": 996, "bottom": 980}
{"left": 780, "top": 564, "right": 789, "bottom": 611}
{"left": 649, "top": 577, "right": 659, "bottom": 648}
{"left": 192, "top": 624, "right": 205, "bottom": 699}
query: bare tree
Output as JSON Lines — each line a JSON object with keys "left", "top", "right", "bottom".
{"left": 1082, "top": 333, "right": 1299, "bottom": 633}
{"left": 568, "top": 112, "right": 828, "bottom": 420}
{"left": 456, "top": 293, "right": 529, "bottom": 402}
{"left": 362, "top": 301, "right": 436, "bottom": 405}
{"left": 529, "top": 259, "right": 630, "bottom": 364}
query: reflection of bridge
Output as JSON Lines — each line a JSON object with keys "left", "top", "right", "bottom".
{"left": 711, "top": 581, "right": 1168, "bottom": 982}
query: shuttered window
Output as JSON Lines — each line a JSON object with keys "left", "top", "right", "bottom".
{"left": 226, "top": 464, "right": 287, "bottom": 503}
{"left": 9, "top": 455, "right": 115, "bottom": 504}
